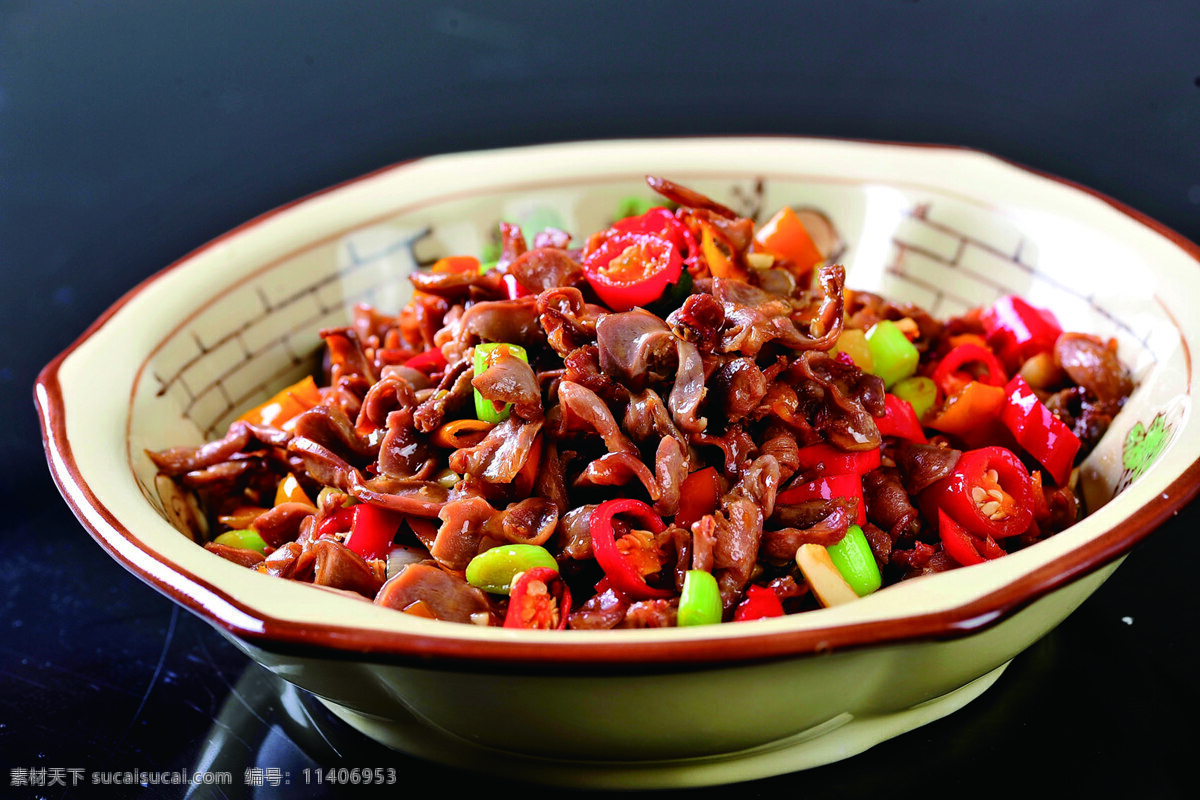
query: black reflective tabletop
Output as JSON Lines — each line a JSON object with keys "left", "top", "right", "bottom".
{"left": 4, "top": 3, "right": 1198, "bottom": 798}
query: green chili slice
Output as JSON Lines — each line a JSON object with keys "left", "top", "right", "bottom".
{"left": 473, "top": 342, "right": 529, "bottom": 423}
{"left": 865, "top": 320, "right": 919, "bottom": 388}
{"left": 677, "top": 569, "right": 723, "bottom": 627}
{"left": 826, "top": 524, "right": 882, "bottom": 597}
{"left": 212, "top": 529, "right": 268, "bottom": 555}
{"left": 890, "top": 375, "right": 938, "bottom": 421}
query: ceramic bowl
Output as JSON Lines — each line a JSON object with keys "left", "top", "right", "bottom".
{"left": 36, "top": 138, "right": 1200, "bottom": 789}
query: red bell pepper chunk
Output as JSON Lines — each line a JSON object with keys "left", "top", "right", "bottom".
{"left": 582, "top": 231, "right": 683, "bottom": 312}
{"left": 930, "top": 343, "right": 1007, "bottom": 397}
{"left": 403, "top": 347, "right": 448, "bottom": 373}
{"left": 502, "top": 273, "right": 532, "bottom": 299}
{"left": 733, "top": 584, "right": 785, "bottom": 621}
{"left": 776, "top": 472, "right": 867, "bottom": 526}
{"left": 919, "top": 446, "right": 1034, "bottom": 540}
{"left": 344, "top": 503, "right": 404, "bottom": 561}
{"left": 674, "top": 467, "right": 722, "bottom": 528}
{"left": 999, "top": 375, "right": 1081, "bottom": 486}
{"left": 937, "top": 508, "right": 1006, "bottom": 566}
{"left": 589, "top": 499, "right": 673, "bottom": 600}
{"left": 981, "top": 295, "right": 1063, "bottom": 372}
{"left": 876, "top": 394, "right": 928, "bottom": 443}
{"left": 794, "top": 443, "right": 882, "bottom": 475}
{"left": 503, "top": 567, "right": 571, "bottom": 630}
{"left": 314, "top": 505, "right": 357, "bottom": 539}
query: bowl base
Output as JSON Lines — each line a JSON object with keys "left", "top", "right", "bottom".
{"left": 316, "top": 660, "right": 1010, "bottom": 789}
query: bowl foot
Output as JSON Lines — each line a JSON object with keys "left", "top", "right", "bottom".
{"left": 315, "top": 660, "right": 1011, "bottom": 789}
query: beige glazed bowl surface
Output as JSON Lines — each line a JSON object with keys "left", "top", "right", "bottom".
{"left": 36, "top": 137, "right": 1200, "bottom": 788}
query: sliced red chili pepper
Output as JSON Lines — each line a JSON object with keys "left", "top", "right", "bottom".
{"left": 674, "top": 467, "right": 722, "bottom": 528}
{"left": 503, "top": 567, "right": 571, "bottom": 630}
{"left": 589, "top": 499, "right": 673, "bottom": 600}
{"left": 667, "top": 209, "right": 700, "bottom": 274}
{"left": 937, "top": 509, "right": 1006, "bottom": 566}
{"left": 609, "top": 206, "right": 698, "bottom": 271}
{"left": 612, "top": 207, "right": 681, "bottom": 240}
{"left": 794, "top": 443, "right": 882, "bottom": 476}
{"left": 875, "top": 394, "right": 928, "bottom": 443}
{"left": 981, "top": 295, "right": 1063, "bottom": 371}
{"left": 582, "top": 231, "right": 683, "bottom": 312}
{"left": 931, "top": 343, "right": 1007, "bottom": 397}
{"left": 344, "top": 503, "right": 405, "bottom": 561}
{"left": 776, "top": 472, "right": 866, "bottom": 526}
{"left": 920, "top": 446, "right": 1034, "bottom": 539}
{"left": 999, "top": 375, "right": 1081, "bottom": 487}
{"left": 733, "top": 584, "right": 785, "bottom": 621}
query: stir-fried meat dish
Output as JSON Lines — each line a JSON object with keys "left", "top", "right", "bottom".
{"left": 151, "top": 177, "right": 1133, "bottom": 629}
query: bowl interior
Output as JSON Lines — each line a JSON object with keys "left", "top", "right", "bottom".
{"left": 45, "top": 138, "right": 1200, "bottom": 651}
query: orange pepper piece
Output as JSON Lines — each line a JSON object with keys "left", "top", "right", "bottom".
{"left": 926, "top": 381, "right": 1005, "bottom": 437}
{"left": 431, "top": 255, "right": 481, "bottom": 274}
{"left": 430, "top": 419, "right": 495, "bottom": 449}
{"left": 402, "top": 600, "right": 437, "bottom": 619}
{"left": 217, "top": 505, "right": 268, "bottom": 529}
{"left": 946, "top": 333, "right": 990, "bottom": 350}
{"left": 699, "top": 220, "right": 749, "bottom": 281}
{"left": 274, "top": 473, "right": 316, "bottom": 509}
{"left": 513, "top": 434, "right": 543, "bottom": 497}
{"left": 237, "top": 375, "right": 321, "bottom": 430}
{"left": 753, "top": 206, "right": 823, "bottom": 277}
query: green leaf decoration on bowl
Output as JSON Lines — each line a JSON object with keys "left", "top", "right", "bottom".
{"left": 1122, "top": 413, "right": 1172, "bottom": 484}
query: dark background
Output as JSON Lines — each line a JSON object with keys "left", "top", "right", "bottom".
{"left": 3, "top": 2, "right": 1198, "bottom": 797}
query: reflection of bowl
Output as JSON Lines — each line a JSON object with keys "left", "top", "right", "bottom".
{"left": 35, "top": 138, "right": 1200, "bottom": 787}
